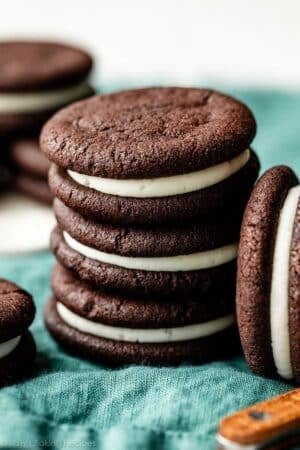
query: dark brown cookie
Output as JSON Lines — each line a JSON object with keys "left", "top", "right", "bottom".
{"left": 51, "top": 226, "right": 237, "bottom": 296}
{"left": 49, "top": 150, "right": 259, "bottom": 225}
{"left": 289, "top": 197, "right": 300, "bottom": 382}
{"left": 52, "top": 264, "right": 236, "bottom": 328}
{"left": 45, "top": 297, "right": 240, "bottom": 366}
{"left": 14, "top": 173, "right": 53, "bottom": 205}
{"left": 54, "top": 198, "right": 241, "bottom": 257}
{"left": 10, "top": 138, "right": 50, "bottom": 178}
{"left": 0, "top": 41, "right": 93, "bottom": 91}
{"left": 237, "top": 166, "right": 299, "bottom": 379}
{"left": 0, "top": 279, "right": 35, "bottom": 342}
{"left": 40, "top": 87, "right": 256, "bottom": 178}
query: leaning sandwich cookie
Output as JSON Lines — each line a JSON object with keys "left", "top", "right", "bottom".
{"left": 0, "top": 41, "right": 94, "bottom": 136}
{"left": 237, "top": 166, "right": 300, "bottom": 382}
{"left": 0, "top": 279, "right": 36, "bottom": 385}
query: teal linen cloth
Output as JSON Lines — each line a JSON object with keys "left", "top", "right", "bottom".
{"left": 0, "top": 86, "right": 300, "bottom": 450}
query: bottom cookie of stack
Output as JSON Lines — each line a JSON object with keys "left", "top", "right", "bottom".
{"left": 45, "top": 265, "right": 240, "bottom": 366}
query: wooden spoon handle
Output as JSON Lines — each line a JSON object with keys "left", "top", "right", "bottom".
{"left": 217, "top": 388, "right": 300, "bottom": 449}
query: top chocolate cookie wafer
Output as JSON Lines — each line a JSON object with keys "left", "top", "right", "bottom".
{"left": 0, "top": 41, "right": 92, "bottom": 92}
{"left": 41, "top": 87, "right": 256, "bottom": 179}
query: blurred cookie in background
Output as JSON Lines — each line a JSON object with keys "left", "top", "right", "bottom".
{"left": 0, "top": 40, "right": 95, "bottom": 254}
{"left": 0, "top": 138, "right": 55, "bottom": 254}
{"left": 0, "top": 139, "right": 55, "bottom": 254}
{"left": 9, "top": 138, "right": 52, "bottom": 205}
{"left": 0, "top": 40, "right": 94, "bottom": 137}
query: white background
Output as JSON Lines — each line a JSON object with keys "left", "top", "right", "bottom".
{"left": 1, "top": 0, "right": 300, "bottom": 88}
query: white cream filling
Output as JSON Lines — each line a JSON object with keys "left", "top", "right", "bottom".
{"left": 0, "top": 336, "right": 21, "bottom": 359}
{"left": 63, "top": 231, "right": 237, "bottom": 272}
{"left": 0, "top": 81, "right": 91, "bottom": 113}
{"left": 68, "top": 149, "right": 250, "bottom": 198}
{"left": 270, "top": 184, "right": 300, "bottom": 380}
{"left": 57, "top": 302, "right": 235, "bottom": 343}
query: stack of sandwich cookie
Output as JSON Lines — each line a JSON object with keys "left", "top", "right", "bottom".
{"left": 0, "top": 41, "right": 94, "bottom": 136}
{"left": 9, "top": 138, "right": 52, "bottom": 204}
{"left": 0, "top": 279, "right": 36, "bottom": 385}
{"left": 237, "top": 166, "right": 300, "bottom": 382}
{"left": 41, "top": 87, "right": 259, "bottom": 365}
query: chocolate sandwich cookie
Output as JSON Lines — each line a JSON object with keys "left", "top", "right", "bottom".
{"left": 237, "top": 166, "right": 300, "bottom": 382}
{"left": 54, "top": 198, "right": 242, "bottom": 257}
{"left": 41, "top": 87, "right": 258, "bottom": 224}
{"left": 9, "top": 138, "right": 52, "bottom": 204}
{"left": 0, "top": 279, "right": 36, "bottom": 385}
{"left": 45, "top": 264, "right": 239, "bottom": 365}
{"left": 49, "top": 151, "right": 259, "bottom": 225}
{"left": 51, "top": 227, "right": 237, "bottom": 296}
{"left": 51, "top": 199, "right": 239, "bottom": 295}
{"left": 0, "top": 41, "right": 94, "bottom": 136}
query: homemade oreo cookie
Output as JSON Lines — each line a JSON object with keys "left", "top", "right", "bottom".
{"left": 237, "top": 166, "right": 300, "bottom": 382}
{"left": 46, "top": 264, "right": 239, "bottom": 365}
{"left": 9, "top": 138, "right": 52, "bottom": 204}
{"left": 0, "top": 279, "right": 36, "bottom": 385}
{"left": 49, "top": 152, "right": 259, "bottom": 225}
{"left": 43, "top": 87, "right": 259, "bottom": 366}
{"left": 51, "top": 198, "right": 239, "bottom": 295}
{"left": 42, "top": 87, "right": 258, "bottom": 224}
{"left": 0, "top": 41, "right": 94, "bottom": 136}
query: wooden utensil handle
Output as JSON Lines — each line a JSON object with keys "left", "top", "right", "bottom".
{"left": 218, "top": 388, "right": 300, "bottom": 447}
